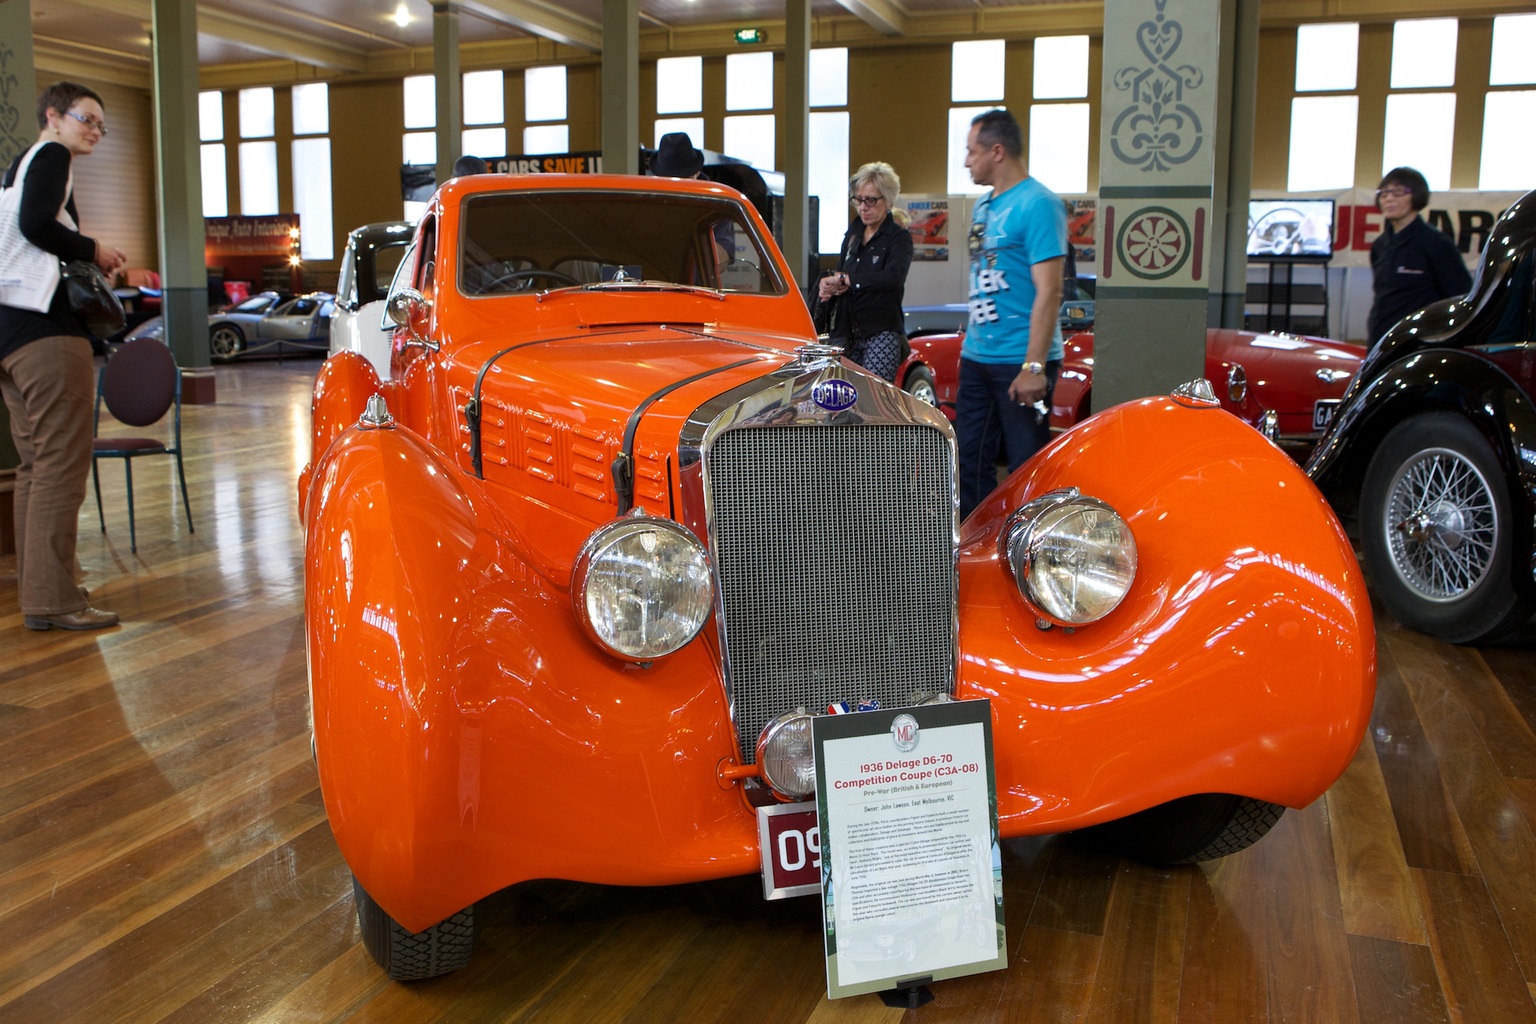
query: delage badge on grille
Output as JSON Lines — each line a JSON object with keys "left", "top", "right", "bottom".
{"left": 812, "top": 378, "right": 857, "bottom": 411}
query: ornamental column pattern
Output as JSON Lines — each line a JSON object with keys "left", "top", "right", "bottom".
{"left": 1092, "top": 0, "right": 1254, "bottom": 409}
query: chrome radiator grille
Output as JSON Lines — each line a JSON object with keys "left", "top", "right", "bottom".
{"left": 706, "top": 423, "right": 956, "bottom": 763}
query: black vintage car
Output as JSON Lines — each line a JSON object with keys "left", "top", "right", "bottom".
{"left": 1306, "top": 189, "right": 1536, "bottom": 644}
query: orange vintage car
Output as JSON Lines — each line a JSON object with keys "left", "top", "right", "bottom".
{"left": 299, "top": 174, "right": 1375, "bottom": 981}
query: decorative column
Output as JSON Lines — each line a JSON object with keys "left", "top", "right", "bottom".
{"left": 1092, "top": 0, "right": 1230, "bottom": 409}
{"left": 601, "top": 0, "right": 639, "bottom": 174}
{"left": 152, "top": 0, "right": 214, "bottom": 402}
{"left": 433, "top": 1, "right": 462, "bottom": 186}
{"left": 782, "top": 0, "right": 811, "bottom": 288}
{"left": 0, "top": 0, "right": 35, "bottom": 538}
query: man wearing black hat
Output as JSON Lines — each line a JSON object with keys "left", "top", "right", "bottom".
{"left": 650, "top": 132, "right": 705, "bottom": 179}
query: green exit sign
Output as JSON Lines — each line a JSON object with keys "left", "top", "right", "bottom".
{"left": 734, "top": 27, "right": 765, "bottom": 45}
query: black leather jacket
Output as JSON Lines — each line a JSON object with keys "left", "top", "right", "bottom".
{"left": 828, "top": 213, "right": 913, "bottom": 340}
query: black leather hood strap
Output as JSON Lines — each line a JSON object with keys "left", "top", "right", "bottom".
{"left": 614, "top": 356, "right": 762, "bottom": 514}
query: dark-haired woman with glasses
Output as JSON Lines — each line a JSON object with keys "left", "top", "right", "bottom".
{"left": 1, "top": 81, "right": 126, "bottom": 631}
{"left": 1367, "top": 166, "right": 1471, "bottom": 346}
{"left": 815, "top": 161, "right": 913, "bottom": 382}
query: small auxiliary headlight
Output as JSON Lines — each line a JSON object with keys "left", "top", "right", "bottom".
{"left": 571, "top": 513, "right": 714, "bottom": 661}
{"left": 1002, "top": 489, "right": 1137, "bottom": 625}
{"left": 757, "top": 708, "right": 817, "bottom": 799}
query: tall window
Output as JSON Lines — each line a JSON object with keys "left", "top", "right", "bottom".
{"left": 402, "top": 73, "right": 436, "bottom": 167}
{"left": 402, "top": 75, "right": 435, "bottom": 220}
{"left": 524, "top": 65, "right": 568, "bottom": 155}
{"left": 199, "top": 90, "right": 227, "bottom": 218}
{"left": 1382, "top": 18, "right": 1457, "bottom": 190}
{"left": 725, "top": 52, "right": 775, "bottom": 168}
{"left": 810, "top": 48, "right": 850, "bottom": 254}
{"left": 238, "top": 86, "right": 278, "bottom": 215}
{"left": 291, "top": 83, "right": 332, "bottom": 261}
{"left": 462, "top": 69, "right": 506, "bottom": 160}
{"left": 1481, "top": 14, "right": 1536, "bottom": 189}
{"left": 1288, "top": 23, "right": 1359, "bottom": 191}
{"left": 949, "top": 40, "right": 1006, "bottom": 195}
{"left": 655, "top": 56, "right": 705, "bottom": 153}
{"left": 1029, "top": 35, "right": 1090, "bottom": 194}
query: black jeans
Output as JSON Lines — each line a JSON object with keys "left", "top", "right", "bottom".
{"left": 955, "top": 356, "right": 1061, "bottom": 522}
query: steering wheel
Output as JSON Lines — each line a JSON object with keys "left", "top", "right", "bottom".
{"left": 482, "top": 268, "right": 581, "bottom": 293}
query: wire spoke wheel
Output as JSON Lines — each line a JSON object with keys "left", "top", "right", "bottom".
{"left": 1383, "top": 447, "right": 1497, "bottom": 602}
{"left": 1360, "top": 412, "right": 1530, "bottom": 644}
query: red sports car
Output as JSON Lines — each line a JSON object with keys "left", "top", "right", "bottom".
{"left": 898, "top": 305, "right": 1365, "bottom": 457}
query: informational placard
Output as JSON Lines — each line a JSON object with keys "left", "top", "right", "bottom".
{"left": 813, "top": 700, "right": 1003, "bottom": 999}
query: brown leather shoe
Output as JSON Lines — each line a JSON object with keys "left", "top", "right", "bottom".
{"left": 24, "top": 607, "right": 121, "bottom": 631}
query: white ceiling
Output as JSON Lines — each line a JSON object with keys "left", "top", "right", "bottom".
{"left": 27, "top": 0, "right": 1518, "bottom": 90}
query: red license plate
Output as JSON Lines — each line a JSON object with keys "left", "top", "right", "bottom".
{"left": 757, "top": 802, "right": 821, "bottom": 899}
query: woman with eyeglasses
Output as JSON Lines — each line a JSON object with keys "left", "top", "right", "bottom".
{"left": 815, "top": 161, "right": 914, "bottom": 383}
{"left": 1367, "top": 166, "right": 1471, "bottom": 347}
{"left": 1, "top": 81, "right": 126, "bottom": 631}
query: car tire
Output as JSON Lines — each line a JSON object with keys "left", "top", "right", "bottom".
{"left": 1081, "top": 793, "right": 1284, "bottom": 865}
{"left": 353, "top": 876, "right": 475, "bottom": 981}
{"left": 210, "top": 323, "right": 244, "bottom": 362}
{"left": 1360, "top": 412, "right": 1530, "bottom": 644}
{"left": 903, "top": 365, "right": 938, "bottom": 408}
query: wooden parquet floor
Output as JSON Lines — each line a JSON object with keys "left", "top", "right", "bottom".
{"left": 4, "top": 359, "right": 1536, "bottom": 1023}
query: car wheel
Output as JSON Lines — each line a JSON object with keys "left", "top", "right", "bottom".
{"left": 1081, "top": 793, "right": 1284, "bottom": 864}
{"left": 1360, "top": 412, "right": 1530, "bottom": 644}
{"left": 210, "top": 323, "right": 244, "bottom": 362}
{"left": 903, "top": 365, "right": 938, "bottom": 408}
{"left": 353, "top": 876, "right": 475, "bottom": 981}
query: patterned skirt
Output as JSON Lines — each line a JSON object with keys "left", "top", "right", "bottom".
{"left": 844, "top": 329, "right": 904, "bottom": 383}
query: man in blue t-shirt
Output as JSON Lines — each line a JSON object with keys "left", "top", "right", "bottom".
{"left": 957, "top": 109, "right": 1067, "bottom": 521}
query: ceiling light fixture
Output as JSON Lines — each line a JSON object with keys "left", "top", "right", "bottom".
{"left": 393, "top": 3, "right": 411, "bottom": 28}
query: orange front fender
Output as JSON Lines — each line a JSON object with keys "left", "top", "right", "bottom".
{"left": 298, "top": 351, "right": 389, "bottom": 518}
{"left": 957, "top": 398, "right": 1375, "bottom": 834}
{"left": 304, "top": 422, "right": 753, "bottom": 933}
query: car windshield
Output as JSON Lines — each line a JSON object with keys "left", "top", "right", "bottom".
{"left": 458, "top": 190, "right": 785, "bottom": 297}
{"left": 279, "top": 297, "right": 322, "bottom": 316}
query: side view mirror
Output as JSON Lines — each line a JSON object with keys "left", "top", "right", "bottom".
{"left": 386, "top": 288, "right": 434, "bottom": 347}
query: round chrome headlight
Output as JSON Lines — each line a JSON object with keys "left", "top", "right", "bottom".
{"left": 757, "top": 708, "right": 817, "bottom": 799}
{"left": 572, "top": 513, "right": 714, "bottom": 661}
{"left": 1002, "top": 490, "right": 1137, "bottom": 625}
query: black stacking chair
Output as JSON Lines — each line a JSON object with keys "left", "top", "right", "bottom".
{"left": 92, "top": 337, "right": 193, "bottom": 553}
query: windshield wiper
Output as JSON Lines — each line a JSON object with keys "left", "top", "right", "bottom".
{"left": 537, "top": 280, "right": 726, "bottom": 302}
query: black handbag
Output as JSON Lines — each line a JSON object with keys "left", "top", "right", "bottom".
{"left": 60, "top": 260, "right": 126, "bottom": 338}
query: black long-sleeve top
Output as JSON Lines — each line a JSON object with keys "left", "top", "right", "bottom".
{"left": 1367, "top": 215, "right": 1472, "bottom": 344}
{"left": 2, "top": 141, "right": 96, "bottom": 360}
{"left": 829, "top": 213, "right": 913, "bottom": 341}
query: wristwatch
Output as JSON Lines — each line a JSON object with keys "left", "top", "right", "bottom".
{"left": 1021, "top": 360, "right": 1044, "bottom": 376}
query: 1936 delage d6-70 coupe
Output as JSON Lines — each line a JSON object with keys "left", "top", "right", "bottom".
{"left": 299, "top": 174, "right": 1376, "bottom": 981}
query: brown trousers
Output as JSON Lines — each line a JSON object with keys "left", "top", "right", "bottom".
{"left": 0, "top": 335, "right": 94, "bottom": 616}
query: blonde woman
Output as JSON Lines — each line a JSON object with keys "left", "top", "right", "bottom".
{"left": 816, "top": 161, "right": 913, "bottom": 382}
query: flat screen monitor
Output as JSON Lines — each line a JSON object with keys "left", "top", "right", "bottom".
{"left": 1246, "top": 198, "right": 1335, "bottom": 260}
